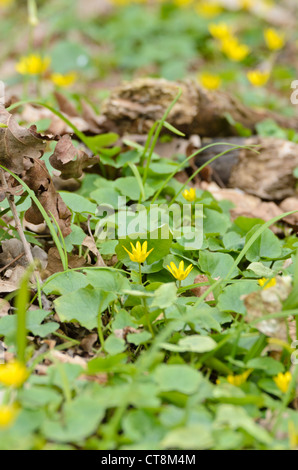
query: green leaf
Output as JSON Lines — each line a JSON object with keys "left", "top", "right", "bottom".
{"left": 245, "top": 226, "right": 282, "bottom": 262}
{"left": 104, "top": 335, "right": 126, "bottom": 355}
{"left": 42, "top": 397, "right": 104, "bottom": 443}
{"left": 151, "top": 282, "right": 177, "bottom": 309}
{"left": 218, "top": 281, "right": 258, "bottom": 314}
{"left": 43, "top": 272, "right": 89, "bottom": 296}
{"left": 154, "top": 364, "right": 202, "bottom": 394}
{"left": 60, "top": 192, "right": 97, "bottom": 215}
{"left": 162, "top": 424, "right": 214, "bottom": 450}
{"left": 54, "top": 286, "right": 116, "bottom": 329}
{"left": 199, "top": 251, "right": 239, "bottom": 279}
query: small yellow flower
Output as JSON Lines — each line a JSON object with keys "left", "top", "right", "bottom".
{"left": 247, "top": 70, "right": 270, "bottom": 87}
{"left": 221, "top": 37, "right": 250, "bottom": 61}
{"left": 16, "top": 54, "right": 51, "bottom": 76}
{"left": 209, "top": 22, "right": 232, "bottom": 41}
{"left": 273, "top": 371, "right": 292, "bottom": 394}
{"left": 199, "top": 72, "right": 221, "bottom": 90}
{"left": 0, "top": 361, "right": 29, "bottom": 388}
{"left": 0, "top": 0, "right": 13, "bottom": 7}
{"left": 264, "top": 28, "right": 285, "bottom": 51}
{"left": 195, "top": 1, "right": 222, "bottom": 18}
{"left": 227, "top": 369, "right": 252, "bottom": 386}
{"left": 174, "top": 0, "right": 193, "bottom": 7}
{"left": 123, "top": 241, "right": 153, "bottom": 264}
{"left": 258, "top": 277, "right": 276, "bottom": 289}
{"left": 167, "top": 261, "right": 193, "bottom": 281}
{"left": 288, "top": 421, "right": 298, "bottom": 449}
{"left": 51, "top": 72, "right": 77, "bottom": 88}
{"left": 238, "top": 0, "right": 255, "bottom": 10}
{"left": 182, "top": 187, "right": 196, "bottom": 201}
{"left": 0, "top": 404, "right": 18, "bottom": 429}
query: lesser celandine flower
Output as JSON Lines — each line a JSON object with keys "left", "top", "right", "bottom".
{"left": 123, "top": 241, "right": 153, "bottom": 264}
{"left": 274, "top": 371, "right": 292, "bottom": 394}
{"left": 227, "top": 369, "right": 252, "bottom": 386}
{"left": 199, "top": 72, "right": 221, "bottom": 90}
{"left": 195, "top": 1, "right": 222, "bottom": 18}
{"left": 0, "top": 361, "right": 29, "bottom": 388}
{"left": 51, "top": 72, "right": 77, "bottom": 88}
{"left": 221, "top": 37, "right": 250, "bottom": 61}
{"left": 0, "top": 0, "right": 13, "bottom": 7}
{"left": 258, "top": 277, "right": 276, "bottom": 289}
{"left": 209, "top": 22, "right": 232, "bottom": 41}
{"left": 0, "top": 404, "right": 18, "bottom": 429}
{"left": 167, "top": 261, "right": 193, "bottom": 281}
{"left": 182, "top": 187, "right": 196, "bottom": 202}
{"left": 16, "top": 54, "right": 51, "bottom": 76}
{"left": 238, "top": 0, "right": 255, "bottom": 10}
{"left": 264, "top": 28, "right": 285, "bottom": 51}
{"left": 247, "top": 70, "right": 270, "bottom": 87}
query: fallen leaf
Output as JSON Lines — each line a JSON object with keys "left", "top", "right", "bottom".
{"left": 49, "top": 135, "right": 99, "bottom": 180}
{"left": 0, "top": 106, "right": 46, "bottom": 174}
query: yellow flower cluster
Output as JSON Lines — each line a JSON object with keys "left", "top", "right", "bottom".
{"left": 227, "top": 369, "right": 252, "bottom": 386}
{"left": 0, "top": 361, "right": 29, "bottom": 388}
{"left": 51, "top": 72, "right": 77, "bottom": 88}
{"left": 264, "top": 28, "right": 285, "bottom": 51}
{"left": 258, "top": 277, "right": 276, "bottom": 289}
{"left": 0, "top": 404, "right": 18, "bottom": 429}
{"left": 16, "top": 54, "right": 51, "bottom": 76}
{"left": 274, "top": 371, "right": 292, "bottom": 394}
{"left": 124, "top": 241, "right": 153, "bottom": 264}
{"left": 0, "top": 0, "right": 14, "bottom": 7}
{"left": 209, "top": 23, "right": 250, "bottom": 62}
{"left": 199, "top": 72, "right": 221, "bottom": 90}
{"left": 247, "top": 70, "right": 270, "bottom": 87}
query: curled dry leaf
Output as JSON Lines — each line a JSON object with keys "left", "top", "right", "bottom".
{"left": 0, "top": 106, "right": 46, "bottom": 174}
{"left": 22, "top": 160, "right": 71, "bottom": 237}
{"left": 243, "top": 276, "right": 293, "bottom": 342}
{"left": 43, "top": 247, "right": 87, "bottom": 278}
{"left": 49, "top": 135, "right": 99, "bottom": 180}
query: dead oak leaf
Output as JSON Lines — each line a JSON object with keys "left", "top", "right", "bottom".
{"left": 0, "top": 106, "right": 46, "bottom": 174}
{"left": 22, "top": 160, "right": 71, "bottom": 237}
{"left": 49, "top": 135, "right": 99, "bottom": 180}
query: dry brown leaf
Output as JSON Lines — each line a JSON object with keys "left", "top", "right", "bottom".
{"left": 49, "top": 135, "right": 99, "bottom": 180}
{"left": 44, "top": 247, "right": 87, "bottom": 278}
{"left": 80, "top": 333, "right": 98, "bottom": 353}
{"left": 22, "top": 160, "right": 71, "bottom": 237}
{"left": 191, "top": 274, "right": 215, "bottom": 301}
{"left": 0, "top": 106, "right": 46, "bottom": 174}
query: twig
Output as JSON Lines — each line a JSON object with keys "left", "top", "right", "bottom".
{"left": 0, "top": 169, "right": 34, "bottom": 266}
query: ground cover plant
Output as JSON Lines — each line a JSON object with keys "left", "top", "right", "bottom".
{"left": 0, "top": 0, "right": 297, "bottom": 450}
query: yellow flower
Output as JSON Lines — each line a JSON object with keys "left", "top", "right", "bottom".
{"left": 51, "top": 72, "right": 77, "bottom": 88}
{"left": 182, "top": 187, "right": 196, "bottom": 201}
{"left": 273, "top": 371, "right": 292, "bottom": 394}
{"left": 258, "top": 277, "right": 276, "bottom": 289}
{"left": 227, "top": 369, "right": 252, "bottom": 386}
{"left": 0, "top": 404, "right": 18, "bottom": 429}
{"left": 238, "top": 0, "right": 255, "bottom": 10}
{"left": 247, "top": 69, "right": 270, "bottom": 87}
{"left": 195, "top": 1, "right": 222, "bottom": 18}
{"left": 264, "top": 28, "right": 285, "bottom": 51}
{"left": 288, "top": 421, "right": 298, "bottom": 449}
{"left": 199, "top": 72, "right": 221, "bottom": 90}
{"left": 16, "top": 54, "right": 51, "bottom": 76}
{"left": 221, "top": 37, "right": 250, "bottom": 61}
{"left": 209, "top": 22, "right": 233, "bottom": 41}
{"left": 167, "top": 261, "right": 193, "bottom": 281}
{"left": 123, "top": 241, "right": 153, "bottom": 264}
{"left": 0, "top": 0, "right": 13, "bottom": 6}
{"left": 0, "top": 361, "right": 29, "bottom": 388}
{"left": 174, "top": 0, "right": 193, "bottom": 7}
